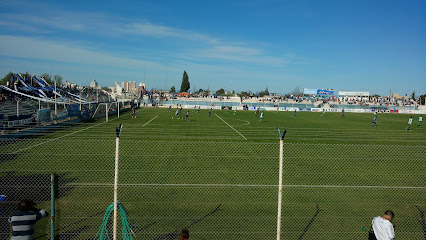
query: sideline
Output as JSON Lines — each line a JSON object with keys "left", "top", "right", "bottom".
{"left": 215, "top": 113, "right": 247, "bottom": 140}
{"left": 11, "top": 108, "right": 136, "bottom": 154}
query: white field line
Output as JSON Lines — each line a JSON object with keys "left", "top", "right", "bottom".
{"left": 66, "top": 183, "right": 426, "bottom": 189}
{"left": 143, "top": 115, "right": 158, "bottom": 126}
{"left": 11, "top": 108, "right": 137, "bottom": 154}
{"left": 215, "top": 113, "right": 247, "bottom": 140}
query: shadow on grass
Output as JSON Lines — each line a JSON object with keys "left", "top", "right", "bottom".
{"left": 0, "top": 171, "right": 77, "bottom": 238}
{"left": 155, "top": 204, "right": 222, "bottom": 240}
{"left": 0, "top": 153, "right": 19, "bottom": 163}
{"left": 56, "top": 225, "right": 90, "bottom": 240}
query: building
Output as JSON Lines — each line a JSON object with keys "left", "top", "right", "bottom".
{"left": 392, "top": 93, "right": 409, "bottom": 101}
{"left": 122, "top": 81, "right": 128, "bottom": 92}
{"left": 63, "top": 80, "right": 77, "bottom": 89}
{"left": 90, "top": 79, "right": 99, "bottom": 89}
{"left": 113, "top": 82, "right": 122, "bottom": 95}
{"left": 138, "top": 82, "right": 146, "bottom": 93}
{"left": 128, "top": 81, "right": 136, "bottom": 94}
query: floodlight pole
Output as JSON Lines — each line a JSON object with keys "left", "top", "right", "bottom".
{"left": 79, "top": 88, "right": 82, "bottom": 112}
{"left": 117, "top": 101, "right": 120, "bottom": 118}
{"left": 106, "top": 103, "right": 108, "bottom": 122}
{"left": 113, "top": 124, "right": 123, "bottom": 240}
{"left": 276, "top": 128, "right": 287, "bottom": 240}
{"left": 54, "top": 81, "right": 57, "bottom": 116}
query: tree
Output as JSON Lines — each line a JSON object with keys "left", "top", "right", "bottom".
{"left": 371, "top": 94, "right": 380, "bottom": 98}
{"left": 216, "top": 88, "right": 225, "bottom": 95}
{"left": 197, "top": 88, "right": 204, "bottom": 93}
{"left": 0, "top": 72, "right": 14, "bottom": 85}
{"left": 41, "top": 73, "right": 52, "bottom": 85}
{"left": 411, "top": 91, "right": 416, "bottom": 100}
{"left": 53, "top": 74, "right": 63, "bottom": 86}
{"left": 21, "top": 72, "right": 31, "bottom": 79}
{"left": 258, "top": 87, "right": 269, "bottom": 97}
{"left": 291, "top": 86, "right": 301, "bottom": 96}
{"left": 170, "top": 86, "right": 176, "bottom": 93}
{"left": 180, "top": 71, "right": 190, "bottom": 93}
{"left": 238, "top": 91, "right": 251, "bottom": 97}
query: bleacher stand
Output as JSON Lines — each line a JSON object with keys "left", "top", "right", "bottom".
{"left": 0, "top": 99, "right": 39, "bottom": 133}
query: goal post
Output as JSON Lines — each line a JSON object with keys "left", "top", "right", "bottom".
{"left": 92, "top": 102, "right": 120, "bottom": 122}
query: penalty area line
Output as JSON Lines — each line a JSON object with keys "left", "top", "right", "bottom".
{"left": 143, "top": 115, "right": 158, "bottom": 126}
{"left": 215, "top": 113, "right": 247, "bottom": 140}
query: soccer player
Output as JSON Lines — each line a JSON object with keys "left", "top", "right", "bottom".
{"left": 276, "top": 106, "right": 279, "bottom": 114}
{"left": 185, "top": 111, "right": 190, "bottom": 122}
{"left": 131, "top": 107, "right": 136, "bottom": 118}
{"left": 255, "top": 108, "right": 259, "bottom": 117}
{"left": 208, "top": 108, "right": 212, "bottom": 118}
{"left": 321, "top": 109, "right": 325, "bottom": 117}
{"left": 168, "top": 105, "right": 172, "bottom": 112}
{"left": 341, "top": 108, "right": 345, "bottom": 117}
{"left": 406, "top": 116, "right": 413, "bottom": 130}
{"left": 197, "top": 106, "right": 201, "bottom": 114}
{"left": 172, "top": 109, "right": 180, "bottom": 119}
{"left": 418, "top": 115, "right": 422, "bottom": 126}
{"left": 370, "top": 115, "right": 377, "bottom": 127}
{"left": 293, "top": 109, "right": 297, "bottom": 118}
{"left": 260, "top": 111, "right": 264, "bottom": 121}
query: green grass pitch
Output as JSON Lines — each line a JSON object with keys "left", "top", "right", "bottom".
{"left": 1, "top": 107, "right": 425, "bottom": 239}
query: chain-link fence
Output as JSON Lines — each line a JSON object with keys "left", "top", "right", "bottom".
{"left": 0, "top": 139, "right": 425, "bottom": 239}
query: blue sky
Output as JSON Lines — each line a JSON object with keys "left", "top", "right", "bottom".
{"left": 0, "top": 0, "right": 424, "bottom": 95}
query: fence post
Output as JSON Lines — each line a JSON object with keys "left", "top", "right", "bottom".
{"left": 51, "top": 173, "right": 55, "bottom": 240}
{"left": 276, "top": 128, "right": 287, "bottom": 240}
{"left": 113, "top": 124, "right": 123, "bottom": 240}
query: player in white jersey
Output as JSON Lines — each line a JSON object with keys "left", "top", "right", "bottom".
{"left": 406, "top": 116, "right": 413, "bottom": 130}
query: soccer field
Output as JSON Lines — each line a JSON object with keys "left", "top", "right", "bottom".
{"left": 1, "top": 107, "right": 425, "bottom": 239}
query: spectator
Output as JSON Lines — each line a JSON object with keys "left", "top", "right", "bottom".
{"left": 178, "top": 228, "right": 189, "bottom": 240}
{"left": 372, "top": 210, "right": 395, "bottom": 240}
{"left": 9, "top": 199, "right": 48, "bottom": 240}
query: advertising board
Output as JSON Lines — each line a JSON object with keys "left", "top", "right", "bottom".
{"left": 317, "top": 89, "right": 334, "bottom": 95}
{"left": 303, "top": 88, "right": 317, "bottom": 95}
{"left": 338, "top": 91, "right": 369, "bottom": 96}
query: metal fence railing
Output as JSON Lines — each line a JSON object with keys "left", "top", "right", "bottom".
{"left": 0, "top": 138, "right": 425, "bottom": 239}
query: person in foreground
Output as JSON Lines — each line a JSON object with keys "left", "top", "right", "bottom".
{"left": 9, "top": 199, "right": 48, "bottom": 240}
{"left": 178, "top": 228, "right": 189, "bottom": 240}
{"left": 372, "top": 210, "right": 395, "bottom": 240}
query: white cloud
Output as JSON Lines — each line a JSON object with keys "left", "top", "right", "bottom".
{"left": 0, "top": 9, "right": 220, "bottom": 44}
{"left": 195, "top": 45, "right": 289, "bottom": 66}
{"left": 0, "top": 2, "right": 305, "bottom": 68}
{"left": 0, "top": 35, "right": 162, "bottom": 71}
